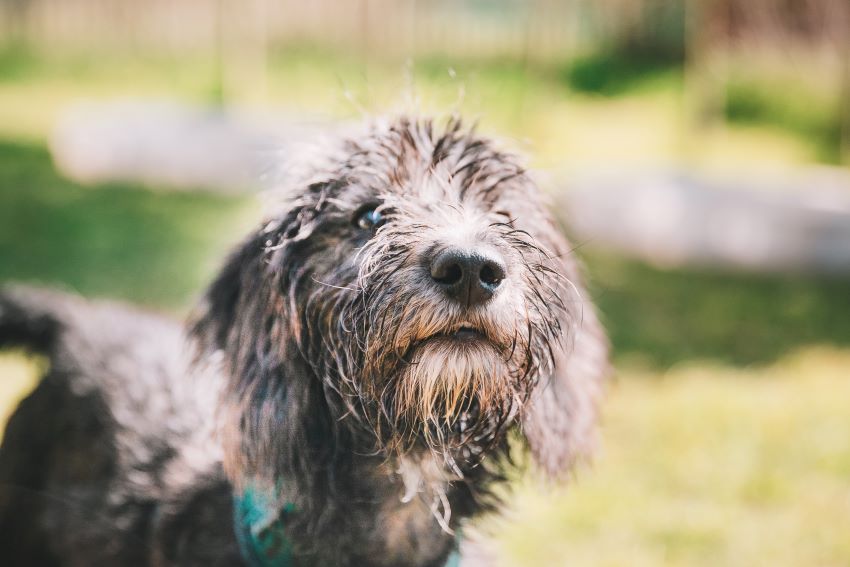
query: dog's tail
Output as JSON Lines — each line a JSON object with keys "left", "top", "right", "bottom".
{"left": 0, "top": 285, "right": 71, "bottom": 356}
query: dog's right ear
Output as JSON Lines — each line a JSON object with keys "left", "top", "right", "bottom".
{"left": 190, "top": 204, "right": 311, "bottom": 353}
{"left": 191, "top": 230, "right": 269, "bottom": 354}
{"left": 189, "top": 208, "right": 338, "bottom": 492}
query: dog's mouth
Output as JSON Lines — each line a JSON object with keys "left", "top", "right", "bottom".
{"left": 410, "top": 321, "right": 508, "bottom": 354}
{"left": 449, "top": 325, "right": 486, "bottom": 342}
{"left": 400, "top": 320, "right": 510, "bottom": 365}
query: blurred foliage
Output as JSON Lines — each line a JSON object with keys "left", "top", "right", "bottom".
{"left": 0, "top": 44, "right": 41, "bottom": 82}
{"left": 725, "top": 78, "right": 843, "bottom": 164}
{"left": 561, "top": 48, "right": 682, "bottom": 96}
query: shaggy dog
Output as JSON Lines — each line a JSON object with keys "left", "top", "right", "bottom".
{"left": 0, "top": 117, "right": 608, "bottom": 567}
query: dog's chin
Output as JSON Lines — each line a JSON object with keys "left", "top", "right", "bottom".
{"left": 408, "top": 334, "right": 507, "bottom": 380}
{"left": 386, "top": 335, "right": 518, "bottom": 451}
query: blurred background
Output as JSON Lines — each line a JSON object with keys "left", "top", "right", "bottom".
{"left": 1, "top": 1, "right": 849, "bottom": 565}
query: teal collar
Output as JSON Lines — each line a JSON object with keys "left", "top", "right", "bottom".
{"left": 233, "top": 485, "right": 294, "bottom": 567}
{"left": 444, "top": 547, "right": 462, "bottom": 567}
{"left": 234, "top": 485, "right": 463, "bottom": 567}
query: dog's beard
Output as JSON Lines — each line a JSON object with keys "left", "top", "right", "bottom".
{"left": 371, "top": 335, "right": 530, "bottom": 458}
{"left": 337, "top": 243, "right": 562, "bottom": 460}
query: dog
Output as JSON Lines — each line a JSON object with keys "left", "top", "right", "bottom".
{"left": 0, "top": 116, "right": 608, "bottom": 566}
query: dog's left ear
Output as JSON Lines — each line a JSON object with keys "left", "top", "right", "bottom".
{"left": 520, "top": 230, "right": 610, "bottom": 479}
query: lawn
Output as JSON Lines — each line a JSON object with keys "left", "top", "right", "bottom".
{"left": 0, "top": 140, "right": 257, "bottom": 309}
{"left": 1, "top": 46, "right": 848, "bottom": 566}
{"left": 498, "top": 348, "right": 850, "bottom": 567}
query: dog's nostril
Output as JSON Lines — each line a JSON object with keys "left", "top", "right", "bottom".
{"left": 431, "top": 260, "right": 463, "bottom": 286}
{"left": 479, "top": 261, "right": 505, "bottom": 288}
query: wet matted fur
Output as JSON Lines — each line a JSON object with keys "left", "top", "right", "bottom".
{"left": 0, "top": 116, "right": 609, "bottom": 567}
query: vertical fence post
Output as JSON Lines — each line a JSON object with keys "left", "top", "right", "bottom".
{"left": 251, "top": 0, "right": 270, "bottom": 104}
{"left": 683, "top": 0, "right": 727, "bottom": 157}
{"left": 3, "top": 0, "right": 31, "bottom": 47}
{"left": 840, "top": 1, "right": 850, "bottom": 165}
{"left": 211, "top": 0, "right": 226, "bottom": 106}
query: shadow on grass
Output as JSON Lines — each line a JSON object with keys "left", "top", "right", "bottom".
{"left": 586, "top": 251, "right": 850, "bottom": 369}
{"left": 0, "top": 139, "right": 256, "bottom": 311}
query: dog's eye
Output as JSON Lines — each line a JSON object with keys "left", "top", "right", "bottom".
{"left": 354, "top": 205, "right": 384, "bottom": 231}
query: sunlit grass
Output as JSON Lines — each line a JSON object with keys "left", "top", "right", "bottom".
{"left": 496, "top": 347, "right": 850, "bottom": 567}
{"left": 0, "top": 352, "right": 42, "bottom": 442}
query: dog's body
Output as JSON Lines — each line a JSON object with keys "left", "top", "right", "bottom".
{"left": 0, "top": 288, "right": 241, "bottom": 566}
{"left": 0, "top": 117, "right": 608, "bottom": 566}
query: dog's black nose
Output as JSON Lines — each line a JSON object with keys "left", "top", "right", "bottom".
{"left": 429, "top": 247, "right": 506, "bottom": 307}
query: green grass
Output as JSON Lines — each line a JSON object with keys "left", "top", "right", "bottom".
{"left": 0, "top": 140, "right": 257, "bottom": 309}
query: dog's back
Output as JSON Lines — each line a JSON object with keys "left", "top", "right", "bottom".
{"left": 0, "top": 286, "right": 242, "bottom": 566}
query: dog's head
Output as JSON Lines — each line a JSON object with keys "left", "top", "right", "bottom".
{"left": 193, "top": 117, "right": 608, "bottom": 487}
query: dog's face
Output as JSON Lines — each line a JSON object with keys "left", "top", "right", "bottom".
{"left": 195, "top": 117, "right": 607, "bottom": 484}
{"left": 286, "top": 121, "right": 571, "bottom": 456}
